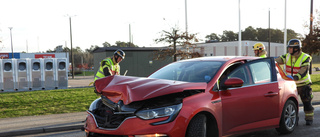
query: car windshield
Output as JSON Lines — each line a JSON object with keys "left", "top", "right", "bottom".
{"left": 148, "top": 61, "right": 224, "bottom": 83}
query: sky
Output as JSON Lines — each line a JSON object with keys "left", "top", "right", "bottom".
{"left": 0, "top": 0, "right": 319, "bottom": 53}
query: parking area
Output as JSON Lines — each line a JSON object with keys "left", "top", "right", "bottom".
{"left": 68, "top": 76, "right": 94, "bottom": 88}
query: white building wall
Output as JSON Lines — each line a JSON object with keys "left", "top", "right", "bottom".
{"left": 216, "top": 46, "right": 225, "bottom": 56}
{"left": 196, "top": 40, "right": 285, "bottom": 57}
{"left": 227, "top": 46, "right": 236, "bottom": 56}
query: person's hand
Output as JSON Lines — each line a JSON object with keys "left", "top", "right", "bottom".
{"left": 286, "top": 75, "right": 294, "bottom": 80}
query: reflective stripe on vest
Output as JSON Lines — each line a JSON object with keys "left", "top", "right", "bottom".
{"left": 284, "top": 53, "right": 311, "bottom": 86}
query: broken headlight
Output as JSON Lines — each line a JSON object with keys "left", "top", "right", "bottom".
{"left": 88, "top": 98, "right": 101, "bottom": 111}
{"left": 136, "top": 103, "right": 182, "bottom": 120}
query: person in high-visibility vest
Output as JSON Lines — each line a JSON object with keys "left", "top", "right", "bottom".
{"left": 252, "top": 42, "right": 267, "bottom": 58}
{"left": 94, "top": 49, "right": 125, "bottom": 81}
{"left": 275, "top": 39, "right": 314, "bottom": 126}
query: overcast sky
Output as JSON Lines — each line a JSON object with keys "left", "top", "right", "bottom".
{"left": 0, "top": 0, "right": 319, "bottom": 53}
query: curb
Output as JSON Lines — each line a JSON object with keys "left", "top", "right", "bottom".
{"left": 0, "top": 123, "right": 83, "bottom": 137}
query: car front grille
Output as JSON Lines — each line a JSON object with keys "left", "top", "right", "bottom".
{"left": 92, "top": 96, "right": 135, "bottom": 128}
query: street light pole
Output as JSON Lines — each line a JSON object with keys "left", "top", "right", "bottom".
{"left": 284, "top": 0, "right": 287, "bottom": 54}
{"left": 238, "top": 0, "right": 242, "bottom": 56}
{"left": 185, "top": 0, "right": 188, "bottom": 35}
{"left": 268, "top": 9, "right": 271, "bottom": 57}
{"left": 8, "top": 27, "right": 14, "bottom": 58}
{"left": 67, "top": 15, "right": 75, "bottom": 79}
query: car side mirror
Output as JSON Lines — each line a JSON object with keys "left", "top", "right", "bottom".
{"left": 221, "top": 77, "right": 244, "bottom": 89}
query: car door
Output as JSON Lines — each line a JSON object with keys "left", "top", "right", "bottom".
{"left": 220, "top": 58, "right": 279, "bottom": 135}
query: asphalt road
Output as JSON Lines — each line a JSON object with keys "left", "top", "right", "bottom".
{"left": 19, "top": 105, "right": 320, "bottom": 137}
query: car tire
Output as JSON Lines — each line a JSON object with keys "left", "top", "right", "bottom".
{"left": 276, "top": 100, "right": 298, "bottom": 134}
{"left": 186, "top": 114, "right": 207, "bottom": 137}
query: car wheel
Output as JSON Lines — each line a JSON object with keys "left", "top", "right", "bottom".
{"left": 276, "top": 100, "right": 298, "bottom": 134}
{"left": 186, "top": 114, "right": 207, "bottom": 137}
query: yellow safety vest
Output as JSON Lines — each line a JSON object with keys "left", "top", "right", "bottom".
{"left": 94, "top": 58, "right": 120, "bottom": 81}
{"left": 283, "top": 52, "right": 311, "bottom": 87}
{"left": 260, "top": 54, "right": 267, "bottom": 58}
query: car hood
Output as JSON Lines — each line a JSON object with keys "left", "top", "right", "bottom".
{"left": 95, "top": 75, "right": 207, "bottom": 105}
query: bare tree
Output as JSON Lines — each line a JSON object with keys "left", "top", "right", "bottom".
{"left": 154, "top": 26, "right": 200, "bottom": 61}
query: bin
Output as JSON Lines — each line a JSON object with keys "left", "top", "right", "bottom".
{"left": 30, "top": 58, "right": 44, "bottom": 90}
{"left": 16, "top": 59, "right": 30, "bottom": 91}
{"left": 56, "top": 58, "right": 68, "bottom": 89}
{"left": 2, "top": 59, "right": 17, "bottom": 91}
{"left": 44, "top": 58, "right": 57, "bottom": 89}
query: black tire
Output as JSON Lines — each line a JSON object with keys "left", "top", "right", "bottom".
{"left": 276, "top": 100, "right": 298, "bottom": 134}
{"left": 186, "top": 114, "right": 207, "bottom": 137}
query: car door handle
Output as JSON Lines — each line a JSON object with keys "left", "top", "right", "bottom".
{"left": 264, "top": 92, "right": 279, "bottom": 97}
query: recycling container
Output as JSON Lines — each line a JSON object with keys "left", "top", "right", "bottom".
{"left": 56, "top": 58, "right": 68, "bottom": 89}
{"left": 30, "top": 58, "right": 44, "bottom": 90}
{"left": 44, "top": 58, "right": 57, "bottom": 89}
{"left": 16, "top": 59, "right": 30, "bottom": 91}
{"left": 2, "top": 59, "right": 17, "bottom": 91}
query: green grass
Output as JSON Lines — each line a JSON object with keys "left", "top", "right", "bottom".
{"left": 311, "top": 73, "right": 320, "bottom": 92}
{"left": 0, "top": 88, "right": 98, "bottom": 118}
{"left": 0, "top": 71, "right": 319, "bottom": 119}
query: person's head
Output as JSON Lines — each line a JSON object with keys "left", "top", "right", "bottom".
{"left": 287, "top": 39, "right": 302, "bottom": 55}
{"left": 113, "top": 49, "right": 125, "bottom": 63}
{"left": 252, "top": 42, "right": 265, "bottom": 57}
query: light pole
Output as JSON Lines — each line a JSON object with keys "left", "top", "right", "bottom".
{"left": 8, "top": 27, "right": 14, "bottom": 58}
{"left": 185, "top": 0, "right": 188, "bottom": 35}
{"left": 268, "top": 8, "right": 271, "bottom": 57}
{"left": 66, "top": 15, "right": 75, "bottom": 79}
{"left": 284, "top": 0, "right": 287, "bottom": 54}
{"left": 238, "top": 0, "right": 242, "bottom": 56}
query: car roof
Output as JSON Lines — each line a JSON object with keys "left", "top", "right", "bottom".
{"left": 177, "top": 56, "right": 260, "bottom": 62}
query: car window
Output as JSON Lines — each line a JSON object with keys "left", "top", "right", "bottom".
{"left": 249, "top": 61, "right": 271, "bottom": 83}
{"left": 228, "top": 65, "right": 251, "bottom": 86}
{"left": 226, "top": 59, "right": 271, "bottom": 86}
{"left": 148, "top": 61, "right": 224, "bottom": 83}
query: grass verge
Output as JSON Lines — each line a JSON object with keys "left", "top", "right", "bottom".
{"left": 0, "top": 73, "right": 319, "bottom": 119}
{"left": 0, "top": 87, "right": 97, "bottom": 118}
{"left": 311, "top": 73, "right": 320, "bottom": 92}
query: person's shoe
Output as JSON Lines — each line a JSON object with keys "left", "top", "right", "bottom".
{"left": 306, "top": 120, "right": 313, "bottom": 126}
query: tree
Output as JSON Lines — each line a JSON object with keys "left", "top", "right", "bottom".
{"left": 287, "top": 29, "right": 299, "bottom": 41}
{"left": 46, "top": 45, "right": 69, "bottom": 53}
{"left": 271, "top": 29, "right": 284, "bottom": 43}
{"left": 220, "top": 30, "right": 237, "bottom": 41}
{"left": 302, "top": 10, "right": 320, "bottom": 55}
{"left": 85, "top": 45, "right": 99, "bottom": 52}
{"left": 114, "top": 41, "right": 138, "bottom": 47}
{"left": 205, "top": 33, "right": 220, "bottom": 42}
{"left": 102, "top": 42, "right": 111, "bottom": 47}
{"left": 206, "top": 27, "right": 300, "bottom": 43}
{"left": 256, "top": 28, "right": 269, "bottom": 42}
{"left": 154, "top": 26, "right": 200, "bottom": 61}
{"left": 242, "top": 26, "right": 257, "bottom": 41}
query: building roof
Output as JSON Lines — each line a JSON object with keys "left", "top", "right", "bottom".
{"left": 92, "top": 46, "right": 167, "bottom": 53}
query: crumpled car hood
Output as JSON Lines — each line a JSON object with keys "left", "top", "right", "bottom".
{"left": 95, "top": 75, "right": 207, "bottom": 105}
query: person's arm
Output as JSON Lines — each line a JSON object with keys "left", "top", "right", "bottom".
{"left": 275, "top": 54, "right": 286, "bottom": 65}
{"left": 293, "top": 57, "right": 310, "bottom": 81}
{"left": 102, "top": 61, "right": 112, "bottom": 76}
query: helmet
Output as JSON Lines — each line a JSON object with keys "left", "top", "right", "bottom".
{"left": 287, "top": 39, "right": 302, "bottom": 48}
{"left": 252, "top": 43, "right": 265, "bottom": 51}
{"left": 114, "top": 49, "right": 125, "bottom": 59}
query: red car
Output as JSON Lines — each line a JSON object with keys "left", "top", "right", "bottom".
{"left": 84, "top": 56, "right": 299, "bottom": 137}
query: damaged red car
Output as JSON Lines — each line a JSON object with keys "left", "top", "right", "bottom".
{"left": 84, "top": 56, "right": 299, "bottom": 137}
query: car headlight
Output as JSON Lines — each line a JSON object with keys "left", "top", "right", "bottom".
{"left": 88, "top": 98, "right": 101, "bottom": 111}
{"left": 136, "top": 104, "right": 182, "bottom": 120}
